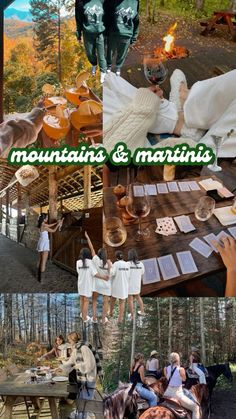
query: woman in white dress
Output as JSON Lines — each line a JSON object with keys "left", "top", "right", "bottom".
{"left": 127, "top": 248, "right": 145, "bottom": 320}
{"left": 85, "top": 231, "right": 112, "bottom": 325}
{"left": 110, "top": 251, "right": 130, "bottom": 324}
{"left": 76, "top": 248, "right": 109, "bottom": 322}
{"left": 37, "top": 213, "right": 63, "bottom": 282}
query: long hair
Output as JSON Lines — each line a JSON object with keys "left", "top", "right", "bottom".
{"left": 115, "top": 250, "right": 124, "bottom": 260}
{"left": 131, "top": 353, "right": 144, "bottom": 373}
{"left": 79, "top": 247, "right": 92, "bottom": 267}
{"left": 67, "top": 331, "right": 81, "bottom": 344}
{"left": 55, "top": 335, "right": 65, "bottom": 346}
{"left": 98, "top": 248, "right": 107, "bottom": 267}
{"left": 128, "top": 248, "right": 139, "bottom": 265}
{"left": 37, "top": 213, "right": 47, "bottom": 229}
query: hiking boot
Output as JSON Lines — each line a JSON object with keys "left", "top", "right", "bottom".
{"left": 100, "top": 72, "right": 106, "bottom": 84}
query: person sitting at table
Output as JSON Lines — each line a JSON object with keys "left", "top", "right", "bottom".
{"left": 213, "top": 236, "right": 236, "bottom": 297}
{"left": 127, "top": 248, "right": 145, "bottom": 320}
{"left": 56, "top": 331, "right": 100, "bottom": 416}
{"left": 146, "top": 350, "right": 160, "bottom": 379}
{"left": 38, "top": 335, "right": 69, "bottom": 361}
{"left": 103, "top": 68, "right": 236, "bottom": 155}
{"left": 110, "top": 251, "right": 130, "bottom": 324}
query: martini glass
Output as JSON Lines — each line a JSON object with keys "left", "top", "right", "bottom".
{"left": 208, "top": 129, "right": 234, "bottom": 172}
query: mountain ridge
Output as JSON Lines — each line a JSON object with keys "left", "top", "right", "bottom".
{"left": 4, "top": 8, "right": 33, "bottom": 22}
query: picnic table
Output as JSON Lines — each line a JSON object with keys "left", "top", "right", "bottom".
{"left": 200, "top": 10, "right": 236, "bottom": 41}
{"left": 0, "top": 371, "right": 68, "bottom": 419}
{"left": 103, "top": 176, "right": 236, "bottom": 296}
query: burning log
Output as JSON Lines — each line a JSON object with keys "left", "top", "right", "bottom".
{"left": 154, "top": 22, "right": 189, "bottom": 60}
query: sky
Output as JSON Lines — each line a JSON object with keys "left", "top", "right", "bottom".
{"left": 12, "top": 0, "right": 30, "bottom": 10}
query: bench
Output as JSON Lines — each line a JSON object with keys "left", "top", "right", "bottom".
{"left": 200, "top": 10, "right": 236, "bottom": 41}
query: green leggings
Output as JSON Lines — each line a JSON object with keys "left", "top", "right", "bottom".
{"left": 83, "top": 32, "right": 107, "bottom": 73}
{"left": 107, "top": 35, "right": 131, "bottom": 69}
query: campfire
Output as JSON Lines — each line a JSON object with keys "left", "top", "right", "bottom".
{"left": 154, "top": 23, "right": 189, "bottom": 59}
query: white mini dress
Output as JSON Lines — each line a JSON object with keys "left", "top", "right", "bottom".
{"left": 111, "top": 260, "right": 130, "bottom": 300}
{"left": 37, "top": 230, "right": 50, "bottom": 252}
{"left": 92, "top": 255, "right": 112, "bottom": 296}
{"left": 127, "top": 261, "right": 145, "bottom": 295}
{"left": 76, "top": 258, "right": 97, "bottom": 298}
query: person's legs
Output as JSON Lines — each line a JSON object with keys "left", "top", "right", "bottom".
{"left": 83, "top": 33, "right": 98, "bottom": 67}
{"left": 92, "top": 292, "right": 98, "bottom": 322}
{"left": 192, "top": 364, "right": 206, "bottom": 384}
{"left": 106, "top": 35, "right": 115, "bottom": 68}
{"left": 41, "top": 251, "right": 49, "bottom": 272}
{"left": 110, "top": 297, "right": 116, "bottom": 317}
{"left": 76, "top": 381, "right": 96, "bottom": 419}
{"left": 118, "top": 299, "right": 126, "bottom": 323}
{"left": 80, "top": 296, "right": 84, "bottom": 319}
{"left": 136, "top": 383, "right": 158, "bottom": 407}
{"left": 177, "top": 390, "right": 200, "bottom": 419}
{"left": 102, "top": 296, "right": 109, "bottom": 323}
{"left": 82, "top": 297, "right": 89, "bottom": 322}
{"left": 128, "top": 295, "right": 134, "bottom": 318}
{"left": 116, "top": 37, "right": 131, "bottom": 70}
{"left": 137, "top": 295, "right": 145, "bottom": 314}
{"left": 96, "top": 33, "right": 107, "bottom": 73}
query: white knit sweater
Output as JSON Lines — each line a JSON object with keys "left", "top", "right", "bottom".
{"left": 103, "top": 88, "right": 161, "bottom": 154}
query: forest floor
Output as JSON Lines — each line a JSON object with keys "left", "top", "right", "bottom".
{"left": 211, "top": 367, "right": 236, "bottom": 418}
{"left": 122, "top": 11, "right": 236, "bottom": 92}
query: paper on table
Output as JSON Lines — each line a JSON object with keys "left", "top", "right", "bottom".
{"left": 178, "top": 182, "right": 191, "bottom": 192}
{"left": 156, "top": 183, "right": 168, "bottom": 194}
{"left": 157, "top": 255, "right": 180, "bottom": 280}
{"left": 144, "top": 184, "right": 157, "bottom": 195}
{"left": 142, "top": 258, "right": 161, "bottom": 284}
{"left": 228, "top": 226, "right": 236, "bottom": 239}
{"left": 176, "top": 251, "right": 198, "bottom": 274}
{"left": 203, "top": 233, "right": 219, "bottom": 253}
{"left": 213, "top": 206, "right": 236, "bottom": 226}
{"left": 188, "top": 181, "right": 201, "bottom": 191}
{"left": 133, "top": 185, "right": 144, "bottom": 197}
{"left": 167, "top": 182, "right": 179, "bottom": 192}
{"left": 189, "top": 238, "right": 213, "bottom": 258}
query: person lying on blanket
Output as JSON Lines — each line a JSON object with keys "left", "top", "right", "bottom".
{"left": 103, "top": 69, "right": 236, "bottom": 156}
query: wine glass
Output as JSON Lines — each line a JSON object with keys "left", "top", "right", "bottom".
{"left": 126, "top": 184, "right": 151, "bottom": 241}
{"left": 195, "top": 196, "right": 215, "bottom": 221}
{"left": 103, "top": 217, "right": 127, "bottom": 247}
{"left": 208, "top": 130, "right": 234, "bottom": 172}
{"left": 143, "top": 54, "right": 168, "bottom": 85}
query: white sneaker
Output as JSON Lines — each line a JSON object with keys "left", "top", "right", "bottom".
{"left": 106, "top": 66, "right": 112, "bottom": 73}
{"left": 127, "top": 313, "right": 132, "bottom": 321}
{"left": 116, "top": 69, "right": 121, "bottom": 76}
{"left": 169, "top": 69, "right": 187, "bottom": 111}
{"left": 80, "top": 313, "right": 91, "bottom": 323}
{"left": 91, "top": 66, "right": 97, "bottom": 75}
{"left": 92, "top": 317, "right": 98, "bottom": 324}
{"left": 100, "top": 72, "right": 106, "bottom": 84}
{"left": 138, "top": 311, "right": 146, "bottom": 316}
{"left": 181, "top": 124, "right": 206, "bottom": 142}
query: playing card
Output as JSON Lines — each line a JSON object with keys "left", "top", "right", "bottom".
{"left": 188, "top": 181, "right": 201, "bottom": 191}
{"left": 167, "top": 182, "right": 179, "bottom": 192}
{"left": 203, "top": 233, "right": 219, "bottom": 253}
{"left": 178, "top": 182, "right": 191, "bottom": 192}
{"left": 156, "top": 183, "right": 168, "bottom": 194}
{"left": 157, "top": 255, "right": 180, "bottom": 280}
{"left": 176, "top": 251, "right": 198, "bottom": 274}
{"left": 228, "top": 227, "right": 236, "bottom": 239}
{"left": 174, "top": 215, "right": 196, "bottom": 233}
{"left": 144, "top": 184, "right": 157, "bottom": 195}
{"left": 142, "top": 258, "right": 161, "bottom": 284}
{"left": 133, "top": 185, "right": 144, "bottom": 197}
{"left": 156, "top": 217, "right": 177, "bottom": 236}
{"left": 216, "top": 231, "right": 231, "bottom": 243}
{"left": 198, "top": 178, "right": 222, "bottom": 191}
{"left": 189, "top": 238, "right": 213, "bottom": 258}
{"left": 218, "top": 187, "right": 234, "bottom": 198}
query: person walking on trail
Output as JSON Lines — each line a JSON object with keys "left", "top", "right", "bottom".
{"left": 127, "top": 248, "right": 145, "bottom": 320}
{"left": 130, "top": 353, "right": 158, "bottom": 407}
{"left": 85, "top": 231, "right": 112, "bottom": 325}
{"left": 189, "top": 348, "right": 207, "bottom": 385}
{"left": 146, "top": 350, "right": 160, "bottom": 379}
{"left": 164, "top": 352, "right": 200, "bottom": 419}
{"left": 106, "top": 0, "right": 140, "bottom": 76}
{"left": 75, "top": 0, "right": 107, "bottom": 83}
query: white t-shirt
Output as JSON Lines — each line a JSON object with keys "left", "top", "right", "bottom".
{"left": 127, "top": 261, "right": 145, "bottom": 295}
{"left": 111, "top": 260, "right": 130, "bottom": 300}
{"left": 76, "top": 258, "right": 97, "bottom": 298}
{"left": 92, "top": 255, "right": 112, "bottom": 296}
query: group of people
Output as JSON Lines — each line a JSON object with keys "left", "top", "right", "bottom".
{"left": 75, "top": 0, "right": 139, "bottom": 82}
{"left": 130, "top": 348, "right": 207, "bottom": 419}
{"left": 38, "top": 332, "right": 101, "bottom": 418}
{"left": 77, "top": 232, "right": 145, "bottom": 324}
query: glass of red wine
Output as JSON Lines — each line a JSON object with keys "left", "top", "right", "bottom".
{"left": 143, "top": 54, "right": 168, "bottom": 85}
{"left": 126, "top": 183, "right": 151, "bottom": 241}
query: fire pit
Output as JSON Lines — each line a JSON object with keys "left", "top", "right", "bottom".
{"left": 154, "top": 23, "right": 189, "bottom": 60}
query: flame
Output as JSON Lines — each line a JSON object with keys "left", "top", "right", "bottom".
{"left": 163, "top": 22, "right": 177, "bottom": 53}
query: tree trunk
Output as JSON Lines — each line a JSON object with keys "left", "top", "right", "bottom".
{"left": 47, "top": 294, "right": 52, "bottom": 346}
{"left": 168, "top": 298, "right": 173, "bottom": 355}
{"left": 199, "top": 299, "right": 206, "bottom": 364}
{"left": 130, "top": 300, "right": 137, "bottom": 368}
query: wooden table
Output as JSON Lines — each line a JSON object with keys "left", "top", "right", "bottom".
{"left": 103, "top": 176, "right": 236, "bottom": 296}
{"left": 0, "top": 372, "right": 68, "bottom": 419}
{"left": 200, "top": 10, "right": 236, "bottom": 41}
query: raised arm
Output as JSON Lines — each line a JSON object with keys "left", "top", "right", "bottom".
{"left": 85, "top": 231, "right": 96, "bottom": 257}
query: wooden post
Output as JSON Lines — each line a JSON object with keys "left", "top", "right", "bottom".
{"left": 48, "top": 166, "right": 58, "bottom": 221}
{"left": 0, "top": 3, "right": 4, "bottom": 123}
{"left": 83, "top": 165, "right": 91, "bottom": 209}
{"left": 5, "top": 188, "right": 9, "bottom": 237}
{"left": 17, "top": 183, "right": 22, "bottom": 242}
